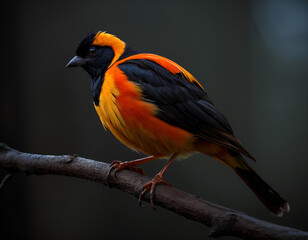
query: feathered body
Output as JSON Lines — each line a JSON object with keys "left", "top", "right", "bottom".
{"left": 95, "top": 54, "right": 198, "bottom": 157}
{"left": 67, "top": 31, "right": 290, "bottom": 216}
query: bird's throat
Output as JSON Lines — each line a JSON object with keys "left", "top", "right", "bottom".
{"left": 91, "top": 75, "right": 104, "bottom": 106}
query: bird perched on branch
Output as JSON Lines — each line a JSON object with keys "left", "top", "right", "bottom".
{"left": 66, "top": 31, "right": 290, "bottom": 216}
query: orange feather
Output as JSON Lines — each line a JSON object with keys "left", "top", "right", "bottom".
{"left": 67, "top": 31, "right": 290, "bottom": 216}
{"left": 96, "top": 64, "right": 195, "bottom": 156}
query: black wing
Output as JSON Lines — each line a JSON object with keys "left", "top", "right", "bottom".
{"left": 118, "top": 58, "right": 253, "bottom": 159}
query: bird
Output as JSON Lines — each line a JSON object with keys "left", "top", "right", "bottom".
{"left": 66, "top": 31, "right": 290, "bottom": 216}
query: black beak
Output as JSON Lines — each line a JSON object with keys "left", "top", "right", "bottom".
{"left": 66, "top": 56, "right": 88, "bottom": 68}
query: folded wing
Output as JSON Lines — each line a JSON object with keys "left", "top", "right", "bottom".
{"left": 118, "top": 57, "right": 254, "bottom": 160}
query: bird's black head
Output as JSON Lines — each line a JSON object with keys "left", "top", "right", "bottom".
{"left": 66, "top": 31, "right": 127, "bottom": 105}
{"left": 66, "top": 31, "right": 116, "bottom": 81}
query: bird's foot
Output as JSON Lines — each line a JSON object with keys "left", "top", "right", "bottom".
{"left": 138, "top": 173, "right": 171, "bottom": 208}
{"left": 108, "top": 160, "right": 146, "bottom": 180}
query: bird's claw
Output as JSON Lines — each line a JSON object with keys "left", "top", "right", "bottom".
{"left": 107, "top": 160, "right": 146, "bottom": 183}
{"left": 138, "top": 174, "right": 170, "bottom": 209}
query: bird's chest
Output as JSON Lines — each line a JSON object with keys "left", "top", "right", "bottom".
{"left": 94, "top": 71, "right": 146, "bottom": 152}
{"left": 94, "top": 70, "right": 194, "bottom": 157}
{"left": 94, "top": 73, "right": 123, "bottom": 133}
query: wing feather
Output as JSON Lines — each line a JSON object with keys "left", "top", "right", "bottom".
{"left": 117, "top": 57, "right": 254, "bottom": 160}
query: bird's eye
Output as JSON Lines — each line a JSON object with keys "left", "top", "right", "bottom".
{"left": 89, "top": 48, "right": 97, "bottom": 56}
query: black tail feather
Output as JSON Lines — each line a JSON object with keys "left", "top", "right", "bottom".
{"left": 234, "top": 167, "right": 290, "bottom": 217}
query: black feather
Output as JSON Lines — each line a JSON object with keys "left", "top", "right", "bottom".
{"left": 118, "top": 47, "right": 144, "bottom": 61}
{"left": 118, "top": 59, "right": 253, "bottom": 157}
{"left": 76, "top": 32, "right": 98, "bottom": 58}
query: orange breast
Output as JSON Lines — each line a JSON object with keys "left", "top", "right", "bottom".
{"left": 95, "top": 64, "right": 196, "bottom": 157}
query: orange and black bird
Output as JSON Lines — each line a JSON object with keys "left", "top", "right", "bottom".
{"left": 66, "top": 31, "right": 290, "bottom": 216}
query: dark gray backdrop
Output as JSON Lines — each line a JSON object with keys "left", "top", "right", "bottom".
{"left": 1, "top": 0, "right": 307, "bottom": 239}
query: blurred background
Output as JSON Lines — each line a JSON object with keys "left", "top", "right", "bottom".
{"left": 1, "top": 0, "right": 307, "bottom": 239}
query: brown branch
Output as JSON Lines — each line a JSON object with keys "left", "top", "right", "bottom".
{"left": 0, "top": 142, "right": 307, "bottom": 240}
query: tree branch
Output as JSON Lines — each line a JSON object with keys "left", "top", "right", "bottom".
{"left": 0, "top": 142, "right": 307, "bottom": 240}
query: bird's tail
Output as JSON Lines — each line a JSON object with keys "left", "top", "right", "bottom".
{"left": 233, "top": 164, "right": 290, "bottom": 216}
{"left": 196, "top": 141, "right": 290, "bottom": 216}
{"left": 230, "top": 156, "right": 290, "bottom": 217}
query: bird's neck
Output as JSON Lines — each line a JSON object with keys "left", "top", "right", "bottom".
{"left": 91, "top": 46, "right": 144, "bottom": 106}
{"left": 91, "top": 75, "right": 104, "bottom": 106}
{"left": 118, "top": 46, "right": 144, "bottom": 60}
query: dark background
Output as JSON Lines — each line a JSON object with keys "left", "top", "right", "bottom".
{"left": 1, "top": 0, "right": 307, "bottom": 239}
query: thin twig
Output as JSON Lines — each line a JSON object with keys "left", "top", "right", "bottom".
{"left": 0, "top": 142, "right": 307, "bottom": 240}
